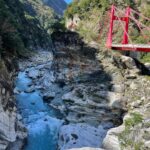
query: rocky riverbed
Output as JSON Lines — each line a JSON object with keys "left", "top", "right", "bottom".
{"left": 14, "top": 51, "right": 63, "bottom": 150}
{"left": 13, "top": 47, "right": 126, "bottom": 150}
{"left": 14, "top": 28, "right": 136, "bottom": 150}
{"left": 9, "top": 31, "right": 150, "bottom": 150}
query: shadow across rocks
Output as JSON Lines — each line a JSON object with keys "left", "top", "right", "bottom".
{"left": 51, "top": 31, "right": 127, "bottom": 149}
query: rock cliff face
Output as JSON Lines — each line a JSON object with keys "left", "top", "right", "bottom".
{"left": 51, "top": 31, "right": 150, "bottom": 150}
{"left": 0, "top": 57, "right": 27, "bottom": 150}
{"left": 51, "top": 32, "right": 126, "bottom": 149}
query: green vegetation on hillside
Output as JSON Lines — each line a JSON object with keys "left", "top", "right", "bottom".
{"left": 64, "top": 0, "right": 109, "bottom": 18}
{"left": 64, "top": 0, "right": 150, "bottom": 62}
{"left": 0, "top": 0, "right": 61, "bottom": 57}
{"left": 64, "top": 0, "right": 138, "bottom": 43}
{"left": 119, "top": 113, "right": 144, "bottom": 150}
{"left": 0, "top": 0, "right": 25, "bottom": 56}
{"left": 21, "top": 0, "right": 58, "bottom": 34}
{"left": 64, "top": 0, "right": 137, "bottom": 18}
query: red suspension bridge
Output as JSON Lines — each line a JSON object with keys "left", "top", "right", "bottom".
{"left": 103, "top": 5, "right": 150, "bottom": 52}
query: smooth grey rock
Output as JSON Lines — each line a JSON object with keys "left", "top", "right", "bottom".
{"left": 145, "top": 141, "right": 150, "bottom": 149}
{"left": 121, "top": 56, "right": 136, "bottom": 69}
{"left": 0, "top": 140, "right": 8, "bottom": 150}
{"left": 28, "top": 69, "right": 40, "bottom": 79}
{"left": 111, "top": 84, "right": 125, "bottom": 93}
{"left": 130, "top": 82, "right": 137, "bottom": 90}
{"left": 2, "top": 88, "right": 6, "bottom": 95}
{"left": 145, "top": 63, "right": 150, "bottom": 70}
{"left": 43, "top": 91, "right": 56, "bottom": 101}
{"left": 13, "top": 88, "right": 21, "bottom": 94}
{"left": 58, "top": 123, "right": 108, "bottom": 150}
{"left": 25, "top": 86, "right": 35, "bottom": 93}
{"left": 102, "top": 125, "right": 124, "bottom": 150}
{"left": 0, "top": 111, "right": 16, "bottom": 142}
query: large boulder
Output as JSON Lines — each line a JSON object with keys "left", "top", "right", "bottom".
{"left": 120, "top": 56, "right": 137, "bottom": 69}
{"left": 102, "top": 125, "right": 124, "bottom": 150}
{"left": 58, "top": 123, "right": 109, "bottom": 150}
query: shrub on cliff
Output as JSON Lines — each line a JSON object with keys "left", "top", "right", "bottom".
{"left": 23, "top": 0, "right": 58, "bottom": 34}
{"left": 0, "top": 0, "right": 25, "bottom": 56}
{"left": 0, "top": 0, "right": 58, "bottom": 57}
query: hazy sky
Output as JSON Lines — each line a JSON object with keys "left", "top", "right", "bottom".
{"left": 65, "top": 0, "right": 72, "bottom": 4}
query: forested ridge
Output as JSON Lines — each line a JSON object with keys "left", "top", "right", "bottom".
{"left": 0, "top": 0, "right": 66, "bottom": 57}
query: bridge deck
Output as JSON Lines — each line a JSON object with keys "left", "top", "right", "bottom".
{"left": 112, "top": 44, "right": 150, "bottom": 52}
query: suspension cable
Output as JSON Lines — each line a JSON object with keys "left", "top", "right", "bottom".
{"left": 115, "top": 6, "right": 150, "bottom": 45}
{"left": 130, "top": 13, "right": 150, "bottom": 42}
{"left": 97, "top": 11, "right": 110, "bottom": 42}
{"left": 114, "top": 7, "right": 135, "bottom": 49}
{"left": 129, "top": 15, "right": 150, "bottom": 31}
{"left": 131, "top": 8, "right": 150, "bottom": 22}
{"left": 115, "top": 6, "right": 150, "bottom": 31}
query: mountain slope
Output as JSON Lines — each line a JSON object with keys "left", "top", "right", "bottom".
{"left": 43, "top": 0, "right": 67, "bottom": 15}
{"left": 0, "top": 0, "right": 66, "bottom": 57}
{"left": 0, "top": 0, "right": 56, "bottom": 57}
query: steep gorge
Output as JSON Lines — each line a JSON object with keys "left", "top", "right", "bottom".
{"left": 14, "top": 29, "right": 150, "bottom": 150}
{"left": 0, "top": 0, "right": 150, "bottom": 150}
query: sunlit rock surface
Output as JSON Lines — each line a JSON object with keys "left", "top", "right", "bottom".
{"left": 0, "top": 59, "right": 26, "bottom": 150}
{"left": 58, "top": 123, "right": 113, "bottom": 150}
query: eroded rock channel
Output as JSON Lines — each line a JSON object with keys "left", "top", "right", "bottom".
{"left": 14, "top": 32, "right": 127, "bottom": 150}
